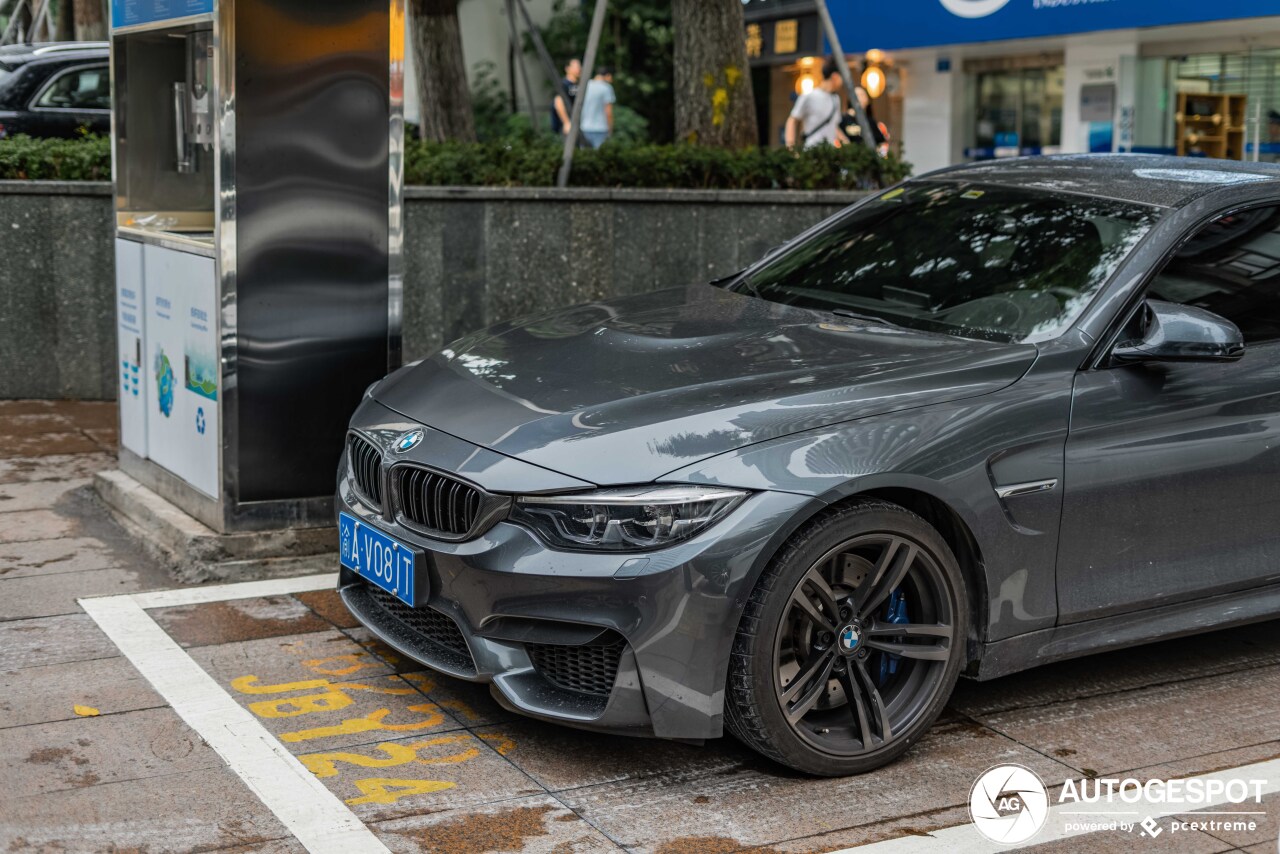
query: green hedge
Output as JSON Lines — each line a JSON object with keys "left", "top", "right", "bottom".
{"left": 0, "top": 135, "right": 112, "bottom": 181}
{"left": 0, "top": 134, "right": 909, "bottom": 189}
{"left": 407, "top": 139, "right": 909, "bottom": 190}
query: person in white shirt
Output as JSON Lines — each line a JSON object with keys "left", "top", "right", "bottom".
{"left": 785, "top": 56, "right": 850, "bottom": 149}
{"left": 580, "top": 68, "right": 617, "bottom": 149}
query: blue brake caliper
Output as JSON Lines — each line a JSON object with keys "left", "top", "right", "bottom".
{"left": 877, "top": 589, "right": 909, "bottom": 687}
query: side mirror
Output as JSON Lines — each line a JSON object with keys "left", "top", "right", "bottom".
{"left": 1112, "top": 299, "right": 1245, "bottom": 365}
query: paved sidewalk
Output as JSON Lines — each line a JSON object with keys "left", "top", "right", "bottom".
{"left": 0, "top": 400, "right": 1277, "bottom": 854}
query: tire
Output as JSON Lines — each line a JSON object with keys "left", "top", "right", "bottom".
{"left": 725, "top": 499, "right": 969, "bottom": 776}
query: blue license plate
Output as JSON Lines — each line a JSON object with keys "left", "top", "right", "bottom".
{"left": 339, "top": 512, "right": 417, "bottom": 606}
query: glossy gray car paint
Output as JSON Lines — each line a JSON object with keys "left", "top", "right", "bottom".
{"left": 372, "top": 288, "right": 1039, "bottom": 485}
{"left": 340, "top": 399, "right": 820, "bottom": 739}
{"left": 341, "top": 155, "right": 1280, "bottom": 740}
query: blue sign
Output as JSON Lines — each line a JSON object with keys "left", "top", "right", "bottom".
{"left": 830, "top": 0, "right": 1280, "bottom": 51}
{"left": 112, "top": 0, "right": 213, "bottom": 29}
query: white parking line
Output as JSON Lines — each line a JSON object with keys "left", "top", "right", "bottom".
{"left": 827, "top": 757, "right": 1280, "bottom": 854}
{"left": 80, "top": 574, "right": 389, "bottom": 854}
{"left": 130, "top": 572, "right": 340, "bottom": 609}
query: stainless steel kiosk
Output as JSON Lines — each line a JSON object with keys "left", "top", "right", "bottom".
{"left": 111, "top": 0, "right": 403, "bottom": 534}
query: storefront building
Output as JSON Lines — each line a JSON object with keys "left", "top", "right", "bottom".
{"left": 743, "top": 0, "right": 826, "bottom": 147}
{"left": 824, "top": 0, "right": 1280, "bottom": 174}
{"left": 742, "top": 0, "right": 905, "bottom": 150}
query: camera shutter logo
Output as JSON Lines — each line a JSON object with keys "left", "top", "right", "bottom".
{"left": 939, "top": 0, "right": 1013, "bottom": 18}
{"left": 969, "top": 764, "right": 1050, "bottom": 844}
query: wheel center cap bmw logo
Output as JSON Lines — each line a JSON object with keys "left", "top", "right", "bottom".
{"left": 394, "top": 429, "right": 425, "bottom": 454}
{"left": 839, "top": 624, "right": 862, "bottom": 654}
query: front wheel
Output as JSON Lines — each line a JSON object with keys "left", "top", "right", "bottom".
{"left": 725, "top": 499, "right": 969, "bottom": 776}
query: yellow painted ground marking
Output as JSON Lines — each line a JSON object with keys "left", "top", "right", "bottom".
{"left": 346, "top": 778, "right": 455, "bottom": 805}
{"left": 73, "top": 705, "right": 100, "bottom": 717}
{"left": 234, "top": 674, "right": 424, "bottom": 719}
{"left": 398, "top": 671, "right": 434, "bottom": 691}
{"left": 251, "top": 689, "right": 355, "bottom": 718}
{"left": 232, "top": 675, "right": 331, "bottom": 695}
{"left": 478, "top": 733, "right": 516, "bottom": 755}
{"left": 350, "top": 637, "right": 407, "bottom": 667}
{"left": 280, "top": 703, "right": 446, "bottom": 743}
{"left": 434, "top": 698, "right": 481, "bottom": 722}
{"left": 302, "top": 654, "right": 382, "bottom": 677}
{"left": 342, "top": 680, "right": 419, "bottom": 696}
{"left": 300, "top": 734, "right": 483, "bottom": 777}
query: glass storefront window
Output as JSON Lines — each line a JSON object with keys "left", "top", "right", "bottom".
{"left": 1021, "top": 67, "right": 1064, "bottom": 153}
{"left": 1133, "top": 49, "right": 1280, "bottom": 163}
{"left": 976, "top": 71, "right": 1020, "bottom": 153}
{"left": 971, "top": 65, "right": 1063, "bottom": 160}
{"left": 1245, "top": 48, "right": 1280, "bottom": 162}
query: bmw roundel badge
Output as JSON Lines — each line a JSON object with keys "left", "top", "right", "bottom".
{"left": 394, "top": 429, "right": 425, "bottom": 454}
{"left": 839, "top": 625, "right": 861, "bottom": 653}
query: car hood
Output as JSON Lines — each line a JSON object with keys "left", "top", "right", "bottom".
{"left": 375, "top": 285, "right": 1037, "bottom": 485}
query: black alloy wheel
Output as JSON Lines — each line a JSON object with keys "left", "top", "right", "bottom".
{"left": 726, "top": 499, "right": 968, "bottom": 776}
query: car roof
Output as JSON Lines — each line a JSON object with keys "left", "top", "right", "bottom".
{"left": 0, "top": 42, "right": 108, "bottom": 69}
{"left": 923, "top": 154, "right": 1280, "bottom": 209}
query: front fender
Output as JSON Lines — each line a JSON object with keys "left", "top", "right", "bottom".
{"left": 659, "top": 370, "right": 1073, "bottom": 643}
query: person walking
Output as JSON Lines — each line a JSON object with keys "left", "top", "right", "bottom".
{"left": 784, "top": 56, "right": 849, "bottom": 149}
{"left": 551, "top": 58, "right": 582, "bottom": 138}
{"left": 579, "top": 67, "right": 617, "bottom": 149}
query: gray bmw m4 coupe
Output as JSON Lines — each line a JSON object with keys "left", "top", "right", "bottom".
{"left": 337, "top": 155, "right": 1280, "bottom": 776}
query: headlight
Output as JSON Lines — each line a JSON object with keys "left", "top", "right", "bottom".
{"left": 510, "top": 485, "right": 749, "bottom": 552}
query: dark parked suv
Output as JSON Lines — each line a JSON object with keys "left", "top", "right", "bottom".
{"left": 0, "top": 42, "right": 110, "bottom": 139}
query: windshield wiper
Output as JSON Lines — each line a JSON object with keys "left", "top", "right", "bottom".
{"left": 828, "top": 308, "right": 900, "bottom": 328}
{"left": 709, "top": 269, "right": 747, "bottom": 287}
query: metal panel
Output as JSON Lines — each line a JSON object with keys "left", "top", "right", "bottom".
{"left": 231, "top": 0, "right": 391, "bottom": 503}
{"left": 216, "top": 0, "right": 237, "bottom": 527}
{"left": 388, "top": 0, "right": 405, "bottom": 372}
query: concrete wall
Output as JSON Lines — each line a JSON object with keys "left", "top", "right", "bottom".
{"left": 0, "top": 182, "right": 118, "bottom": 401}
{"left": 0, "top": 182, "right": 864, "bottom": 401}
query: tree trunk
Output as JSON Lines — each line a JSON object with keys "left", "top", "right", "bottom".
{"left": 672, "top": 0, "right": 757, "bottom": 147}
{"left": 72, "top": 0, "right": 105, "bottom": 40}
{"left": 12, "top": 2, "right": 33, "bottom": 40}
{"left": 410, "top": 0, "right": 476, "bottom": 143}
{"left": 55, "top": 0, "right": 74, "bottom": 42}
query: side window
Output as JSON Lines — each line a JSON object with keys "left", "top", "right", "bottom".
{"left": 34, "top": 66, "right": 110, "bottom": 111}
{"left": 1148, "top": 205, "right": 1280, "bottom": 344}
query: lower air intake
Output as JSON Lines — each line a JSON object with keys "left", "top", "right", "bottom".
{"left": 526, "top": 632, "right": 626, "bottom": 698}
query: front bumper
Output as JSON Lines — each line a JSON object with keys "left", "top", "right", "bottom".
{"left": 337, "top": 403, "right": 815, "bottom": 740}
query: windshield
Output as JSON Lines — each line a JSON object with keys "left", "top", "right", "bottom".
{"left": 733, "top": 181, "right": 1161, "bottom": 344}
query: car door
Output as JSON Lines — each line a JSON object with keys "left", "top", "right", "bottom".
{"left": 1057, "top": 203, "right": 1280, "bottom": 624}
{"left": 27, "top": 62, "right": 110, "bottom": 138}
